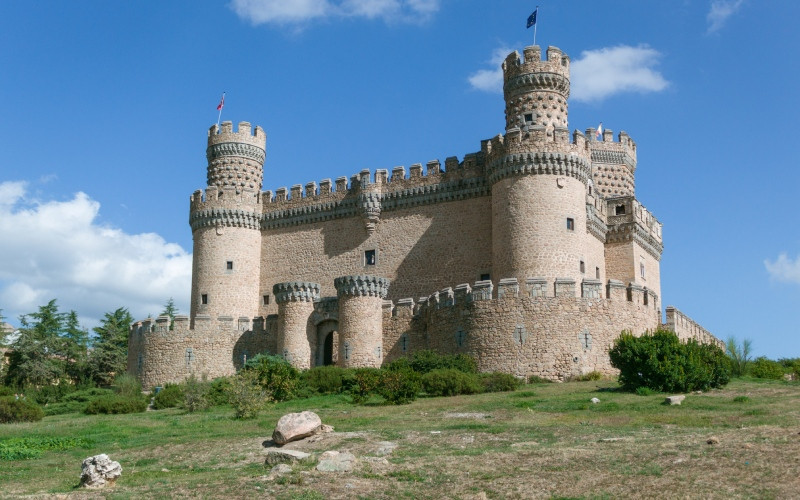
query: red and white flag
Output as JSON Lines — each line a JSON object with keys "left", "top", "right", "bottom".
{"left": 596, "top": 123, "right": 603, "bottom": 139}
{"left": 216, "top": 93, "right": 225, "bottom": 111}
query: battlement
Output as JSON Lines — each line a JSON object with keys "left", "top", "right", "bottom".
{"left": 503, "top": 45, "right": 570, "bottom": 83}
{"left": 386, "top": 276, "right": 659, "bottom": 317}
{"left": 130, "top": 314, "right": 269, "bottom": 337}
{"left": 663, "top": 306, "right": 723, "bottom": 348}
{"left": 606, "top": 196, "right": 663, "bottom": 243}
{"left": 207, "top": 121, "right": 266, "bottom": 150}
{"left": 585, "top": 128, "right": 637, "bottom": 166}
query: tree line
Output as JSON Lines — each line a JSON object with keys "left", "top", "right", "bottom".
{"left": 0, "top": 299, "right": 177, "bottom": 389}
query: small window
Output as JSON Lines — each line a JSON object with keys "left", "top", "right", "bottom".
{"left": 615, "top": 205, "right": 626, "bottom": 215}
{"left": 566, "top": 218, "right": 575, "bottom": 231}
{"left": 201, "top": 294, "right": 208, "bottom": 305}
{"left": 480, "top": 273, "right": 491, "bottom": 281}
{"left": 524, "top": 113, "right": 533, "bottom": 122}
{"left": 580, "top": 260, "right": 585, "bottom": 274}
{"left": 596, "top": 267, "right": 600, "bottom": 279}
{"left": 364, "top": 249, "right": 376, "bottom": 266}
{"left": 640, "top": 262, "right": 646, "bottom": 279}
{"left": 226, "top": 261, "right": 233, "bottom": 270}
{"left": 262, "top": 294, "right": 270, "bottom": 306}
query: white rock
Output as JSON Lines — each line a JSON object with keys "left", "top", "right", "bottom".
{"left": 272, "top": 411, "right": 323, "bottom": 445}
{"left": 316, "top": 451, "right": 357, "bottom": 472}
{"left": 79, "top": 454, "right": 122, "bottom": 489}
{"left": 590, "top": 397, "right": 600, "bottom": 404}
{"left": 666, "top": 395, "right": 686, "bottom": 405}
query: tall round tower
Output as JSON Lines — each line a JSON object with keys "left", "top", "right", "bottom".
{"left": 189, "top": 121, "right": 266, "bottom": 323}
{"left": 488, "top": 46, "right": 601, "bottom": 286}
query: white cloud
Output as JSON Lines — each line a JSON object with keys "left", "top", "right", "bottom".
{"left": 707, "top": 0, "right": 744, "bottom": 34}
{"left": 467, "top": 46, "right": 512, "bottom": 93}
{"left": 765, "top": 253, "right": 800, "bottom": 285}
{"left": 570, "top": 45, "right": 669, "bottom": 102}
{"left": 467, "top": 44, "right": 669, "bottom": 103}
{"left": 0, "top": 181, "right": 191, "bottom": 329}
{"left": 230, "top": 0, "right": 439, "bottom": 25}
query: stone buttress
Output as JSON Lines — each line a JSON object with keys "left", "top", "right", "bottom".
{"left": 274, "top": 281, "right": 320, "bottom": 369}
{"left": 334, "top": 275, "right": 390, "bottom": 368}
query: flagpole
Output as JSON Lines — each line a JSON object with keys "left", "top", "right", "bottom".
{"left": 534, "top": 6, "right": 538, "bottom": 46}
{"left": 216, "top": 92, "right": 226, "bottom": 128}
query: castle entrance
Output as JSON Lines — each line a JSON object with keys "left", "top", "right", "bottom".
{"left": 316, "top": 320, "right": 338, "bottom": 366}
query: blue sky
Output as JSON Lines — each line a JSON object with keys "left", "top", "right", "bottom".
{"left": 1, "top": 1, "right": 798, "bottom": 359}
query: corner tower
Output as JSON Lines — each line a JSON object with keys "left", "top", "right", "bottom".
{"left": 487, "top": 46, "right": 603, "bottom": 285}
{"left": 189, "top": 121, "right": 266, "bottom": 324}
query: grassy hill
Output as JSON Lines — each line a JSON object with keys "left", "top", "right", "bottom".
{"left": 1, "top": 377, "right": 799, "bottom": 499}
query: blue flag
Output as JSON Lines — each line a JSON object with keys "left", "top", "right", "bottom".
{"left": 527, "top": 9, "right": 537, "bottom": 29}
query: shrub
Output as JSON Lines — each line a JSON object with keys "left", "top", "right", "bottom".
{"left": 301, "top": 366, "right": 350, "bottom": 394}
{"left": 609, "top": 330, "right": 731, "bottom": 393}
{"left": 152, "top": 384, "right": 184, "bottom": 410}
{"left": 379, "top": 368, "right": 421, "bottom": 404}
{"left": 84, "top": 395, "right": 147, "bottom": 414}
{"left": 0, "top": 386, "right": 14, "bottom": 397}
{"left": 574, "top": 371, "right": 603, "bottom": 382}
{"left": 635, "top": 386, "right": 656, "bottom": 396}
{"left": 402, "top": 350, "right": 478, "bottom": 374}
{"left": 44, "top": 388, "right": 114, "bottom": 415}
{"left": 229, "top": 370, "right": 267, "bottom": 419}
{"left": 749, "top": 357, "right": 785, "bottom": 380}
{"left": 733, "top": 396, "right": 750, "bottom": 403}
{"left": 480, "top": 372, "right": 523, "bottom": 392}
{"left": 422, "top": 369, "right": 481, "bottom": 397}
{"left": 350, "top": 368, "right": 382, "bottom": 404}
{"left": 25, "top": 383, "right": 77, "bottom": 406}
{"left": 245, "top": 354, "right": 299, "bottom": 402}
{"left": 778, "top": 358, "right": 800, "bottom": 379}
{"left": 527, "top": 375, "right": 553, "bottom": 384}
{"left": 0, "top": 436, "right": 91, "bottom": 460}
{"left": 0, "top": 397, "right": 45, "bottom": 423}
{"left": 726, "top": 337, "right": 753, "bottom": 377}
{"left": 206, "top": 377, "right": 232, "bottom": 406}
{"left": 183, "top": 374, "right": 210, "bottom": 412}
{"left": 112, "top": 373, "right": 143, "bottom": 398}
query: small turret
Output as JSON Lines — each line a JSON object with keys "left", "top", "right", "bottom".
{"left": 206, "top": 121, "right": 267, "bottom": 193}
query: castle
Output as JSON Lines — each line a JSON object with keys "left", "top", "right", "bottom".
{"left": 128, "top": 45, "right": 719, "bottom": 388}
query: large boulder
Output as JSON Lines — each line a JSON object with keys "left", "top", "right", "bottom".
{"left": 272, "top": 411, "right": 323, "bottom": 446}
{"left": 79, "top": 454, "right": 122, "bottom": 489}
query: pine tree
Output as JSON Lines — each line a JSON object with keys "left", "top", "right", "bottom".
{"left": 5, "top": 300, "right": 66, "bottom": 388}
{"left": 161, "top": 297, "right": 178, "bottom": 330}
{"left": 89, "top": 307, "right": 133, "bottom": 387}
{"left": 63, "top": 310, "right": 90, "bottom": 385}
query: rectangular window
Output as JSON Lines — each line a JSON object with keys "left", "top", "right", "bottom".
{"left": 566, "top": 218, "right": 575, "bottom": 231}
{"left": 201, "top": 294, "right": 208, "bottom": 305}
{"left": 262, "top": 294, "right": 270, "bottom": 305}
{"left": 640, "top": 262, "right": 646, "bottom": 279}
{"left": 580, "top": 260, "right": 585, "bottom": 274}
{"left": 226, "top": 261, "right": 233, "bottom": 270}
{"left": 480, "top": 273, "right": 491, "bottom": 281}
{"left": 524, "top": 113, "right": 533, "bottom": 122}
{"left": 364, "top": 249, "right": 376, "bottom": 266}
{"left": 596, "top": 267, "right": 600, "bottom": 279}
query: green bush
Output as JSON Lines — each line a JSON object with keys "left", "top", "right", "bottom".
{"left": 422, "top": 368, "right": 481, "bottom": 397}
{"left": 609, "top": 330, "right": 731, "bottom": 393}
{"left": 0, "top": 436, "right": 92, "bottom": 460}
{"left": 749, "top": 357, "right": 785, "bottom": 380}
{"left": 206, "top": 377, "right": 232, "bottom": 406}
{"left": 398, "top": 350, "right": 477, "bottom": 374}
{"left": 152, "top": 384, "right": 184, "bottom": 410}
{"left": 229, "top": 370, "right": 267, "bottom": 419}
{"left": 112, "top": 373, "right": 143, "bottom": 398}
{"left": 351, "top": 368, "right": 382, "bottom": 404}
{"left": 245, "top": 354, "right": 299, "bottom": 402}
{"left": 25, "top": 383, "right": 77, "bottom": 406}
{"left": 635, "top": 386, "right": 656, "bottom": 396}
{"left": 480, "top": 372, "right": 523, "bottom": 392}
{"left": 301, "top": 366, "right": 351, "bottom": 394}
{"left": 84, "top": 395, "right": 147, "bottom": 414}
{"left": 0, "top": 397, "right": 45, "bottom": 423}
{"left": 574, "top": 371, "right": 603, "bottom": 382}
{"left": 43, "top": 387, "right": 114, "bottom": 415}
{"left": 527, "top": 375, "right": 553, "bottom": 384}
{"left": 778, "top": 358, "right": 800, "bottom": 379}
{"left": 0, "top": 386, "right": 14, "bottom": 397}
{"left": 379, "top": 368, "right": 421, "bottom": 404}
{"left": 183, "top": 374, "right": 210, "bottom": 412}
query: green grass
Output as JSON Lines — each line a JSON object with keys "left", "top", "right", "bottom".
{"left": 0, "top": 378, "right": 798, "bottom": 498}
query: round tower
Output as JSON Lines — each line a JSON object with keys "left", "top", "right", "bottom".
{"left": 334, "top": 275, "right": 390, "bottom": 368}
{"left": 488, "top": 46, "right": 601, "bottom": 286}
{"left": 189, "top": 121, "right": 266, "bottom": 323}
{"left": 274, "top": 281, "right": 320, "bottom": 370}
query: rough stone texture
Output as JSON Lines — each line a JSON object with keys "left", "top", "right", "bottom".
{"left": 79, "top": 454, "right": 122, "bottom": 489}
{"left": 316, "top": 451, "right": 357, "bottom": 472}
{"left": 272, "top": 411, "right": 323, "bottom": 446}
{"left": 666, "top": 395, "right": 686, "bottom": 406}
{"left": 264, "top": 449, "right": 311, "bottom": 465}
{"left": 591, "top": 398, "right": 600, "bottom": 404}
{"left": 129, "top": 45, "right": 720, "bottom": 387}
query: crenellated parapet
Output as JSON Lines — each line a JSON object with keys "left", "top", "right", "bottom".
{"left": 206, "top": 121, "right": 266, "bottom": 193}
{"left": 273, "top": 281, "right": 321, "bottom": 304}
{"left": 587, "top": 129, "right": 637, "bottom": 197}
{"left": 663, "top": 306, "right": 723, "bottom": 349}
{"left": 334, "top": 275, "right": 390, "bottom": 298}
{"left": 605, "top": 196, "right": 663, "bottom": 259}
{"left": 189, "top": 204, "right": 262, "bottom": 231}
{"left": 485, "top": 146, "right": 592, "bottom": 187}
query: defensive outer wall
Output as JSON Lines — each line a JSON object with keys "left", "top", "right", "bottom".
{"left": 129, "top": 44, "right": 721, "bottom": 388}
